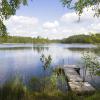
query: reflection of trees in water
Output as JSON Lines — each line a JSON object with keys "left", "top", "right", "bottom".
{"left": 67, "top": 48, "right": 90, "bottom": 52}
{"left": 67, "top": 47, "right": 100, "bottom": 56}
{"left": 33, "top": 46, "right": 49, "bottom": 53}
{"left": 0, "top": 47, "right": 32, "bottom": 50}
{"left": 93, "top": 46, "right": 100, "bottom": 56}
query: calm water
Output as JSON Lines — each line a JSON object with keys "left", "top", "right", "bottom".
{"left": 0, "top": 43, "right": 100, "bottom": 88}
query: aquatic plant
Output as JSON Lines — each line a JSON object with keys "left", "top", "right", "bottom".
{"left": 81, "top": 51, "right": 100, "bottom": 82}
{"left": 40, "top": 54, "right": 52, "bottom": 71}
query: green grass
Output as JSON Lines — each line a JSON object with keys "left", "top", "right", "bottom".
{"left": 85, "top": 91, "right": 100, "bottom": 100}
{"left": 96, "top": 70, "right": 100, "bottom": 76}
{"left": 0, "top": 78, "right": 100, "bottom": 100}
{"left": 0, "top": 84, "right": 80, "bottom": 100}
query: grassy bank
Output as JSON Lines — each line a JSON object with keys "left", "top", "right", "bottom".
{"left": 0, "top": 79, "right": 100, "bottom": 100}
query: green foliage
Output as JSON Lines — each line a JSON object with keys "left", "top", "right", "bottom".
{"left": 53, "top": 67, "right": 64, "bottom": 76}
{"left": 61, "top": 0, "right": 100, "bottom": 17}
{"left": 1, "top": 80, "right": 99, "bottom": 100}
{"left": 40, "top": 54, "right": 52, "bottom": 70}
{"left": 40, "top": 54, "right": 52, "bottom": 92}
{"left": 0, "top": 20, "right": 8, "bottom": 36}
{"left": 0, "top": 0, "right": 28, "bottom": 19}
{"left": 0, "top": 74, "right": 100, "bottom": 100}
{"left": 96, "top": 70, "right": 100, "bottom": 76}
{"left": 0, "top": 78, "right": 27, "bottom": 100}
{"left": 29, "top": 77, "right": 42, "bottom": 92}
{"left": 0, "top": 0, "right": 28, "bottom": 36}
{"left": 90, "top": 34, "right": 100, "bottom": 43}
{"left": 0, "top": 36, "right": 51, "bottom": 43}
{"left": 0, "top": 34, "right": 100, "bottom": 44}
{"left": 81, "top": 51, "right": 100, "bottom": 81}
{"left": 0, "top": 75, "right": 78, "bottom": 100}
{"left": 85, "top": 91, "right": 100, "bottom": 100}
{"left": 0, "top": 79, "right": 100, "bottom": 100}
{"left": 61, "top": 34, "right": 100, "bottom": 43}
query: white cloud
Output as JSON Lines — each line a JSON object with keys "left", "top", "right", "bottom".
{"left": 7, "top": 16, "right": 38, "bottom": 26}
{"left": 61, "top": 12, "right": 77, "bottom": 23}
{"left": 5, "top": 15, "right": 39, "bottom": 36}
{"left": 43, "top": 21, "right": 59, "bottom": 29}
{"left": 60, "top": 7, "right": 100, "bottom": 37}
{"left": 61, "top": 7, "right": 96, "bottom": 23}
{"left": 4, "top": 6, "right": 100, "bottom": 39}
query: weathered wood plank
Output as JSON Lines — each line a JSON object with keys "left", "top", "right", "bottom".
{"left": 64, "top": 65, "right": 79, "bottom": 69}
{"left": 68, "top": 82, "right": 95, "bottom": 94}
{"left": 63, "top": 65, "right": 95, "bottom": 94}
{"left": 64, "top": 65, "right": 80, "bottom": 74}
{"left": 64, "top": 68, "right": 83, "bottom": 82}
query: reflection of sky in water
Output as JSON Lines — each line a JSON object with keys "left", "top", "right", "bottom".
{"left": 0, "top": 43, "right": 100, "bottom": 88}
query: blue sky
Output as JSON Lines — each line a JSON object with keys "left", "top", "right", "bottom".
{"left": 16, "top": 0, "right": 69, "bottom": 21}
{"left": 5, "top": 0, "right": 100, "bottom": 39}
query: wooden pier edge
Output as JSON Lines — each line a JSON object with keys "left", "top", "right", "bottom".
{"left": 63, "top": 65, "right": 95, "bottom": 94}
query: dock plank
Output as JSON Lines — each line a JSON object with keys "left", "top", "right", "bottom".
{"left": 63, "top": 65, "right": 95, "bottom": 94}
{"left": 64, "top": 65, "right": 79, "bottom": 69}
{"left": 68, "top": 82, "right": 95, "bottom": 94}
{"left": 64, "top": 68, "right": 83, "bottom": 82}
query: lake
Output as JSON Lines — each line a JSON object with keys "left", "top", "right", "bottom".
{"left": 0, "top": 43, "right": 100, "bottom": 89}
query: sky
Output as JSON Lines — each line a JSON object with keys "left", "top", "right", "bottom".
{"left": 4, "top": 0, "right": 100, "bottom": 39}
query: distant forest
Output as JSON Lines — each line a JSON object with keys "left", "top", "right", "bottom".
{"left": 60, "top": 34, "right": 100, "bottom": 43}
{"left": 0, "top": 36, "right": 50, "bottom": 44}
{"left": 0, "top": 34, "right": 100, "bottom": 43}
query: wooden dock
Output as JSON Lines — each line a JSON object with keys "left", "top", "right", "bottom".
{"left": 63, "top": 65, "right": 95, "bottom": 94}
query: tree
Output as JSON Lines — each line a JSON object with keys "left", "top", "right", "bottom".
{"left": 40, "top": 54, "right": 52, "bottom": 91}
{"left": 0, "top": 19, "right": 7, "bottom": 36}
{"left": 81, "top": 51, "right": 100, "bottom": 82}
{"left": 0, "top": 0, "right": 28, "bottom": 19}
{"left": 61, "top": 0, "right": 100, "bottom": 17}
{"left": 0, "top": 0, "right": 28, "bottom": 36}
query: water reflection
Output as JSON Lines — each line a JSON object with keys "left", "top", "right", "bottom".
{"left": 67, "top": 47, "right": 100, "bottom": 56}
{"left": 93, "top": 46, "right": 100, "bottom": 56}
{"left": 33, "top": 46, "right": 49, "bottom": 53}
{"left": 0, "top": 43, "right": 100, "bottom": 88}
{"left": 0, "top": 47, "right": 32, "bottom": 50}
{"left": 0, "top": 44, "right": 49, "bottom": 53}
{"left": 67, "top": 48, "right": 90, "bottom": 52}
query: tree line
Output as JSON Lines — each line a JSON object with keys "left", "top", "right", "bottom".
{"left": 60, "top": 34, "right": 100, "bottom": 43}
{"left": 0, "top": 36, "right": 50, "bottom": 44}
{"left": 0, "top": 34, "right": 100, "bottom": 44}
